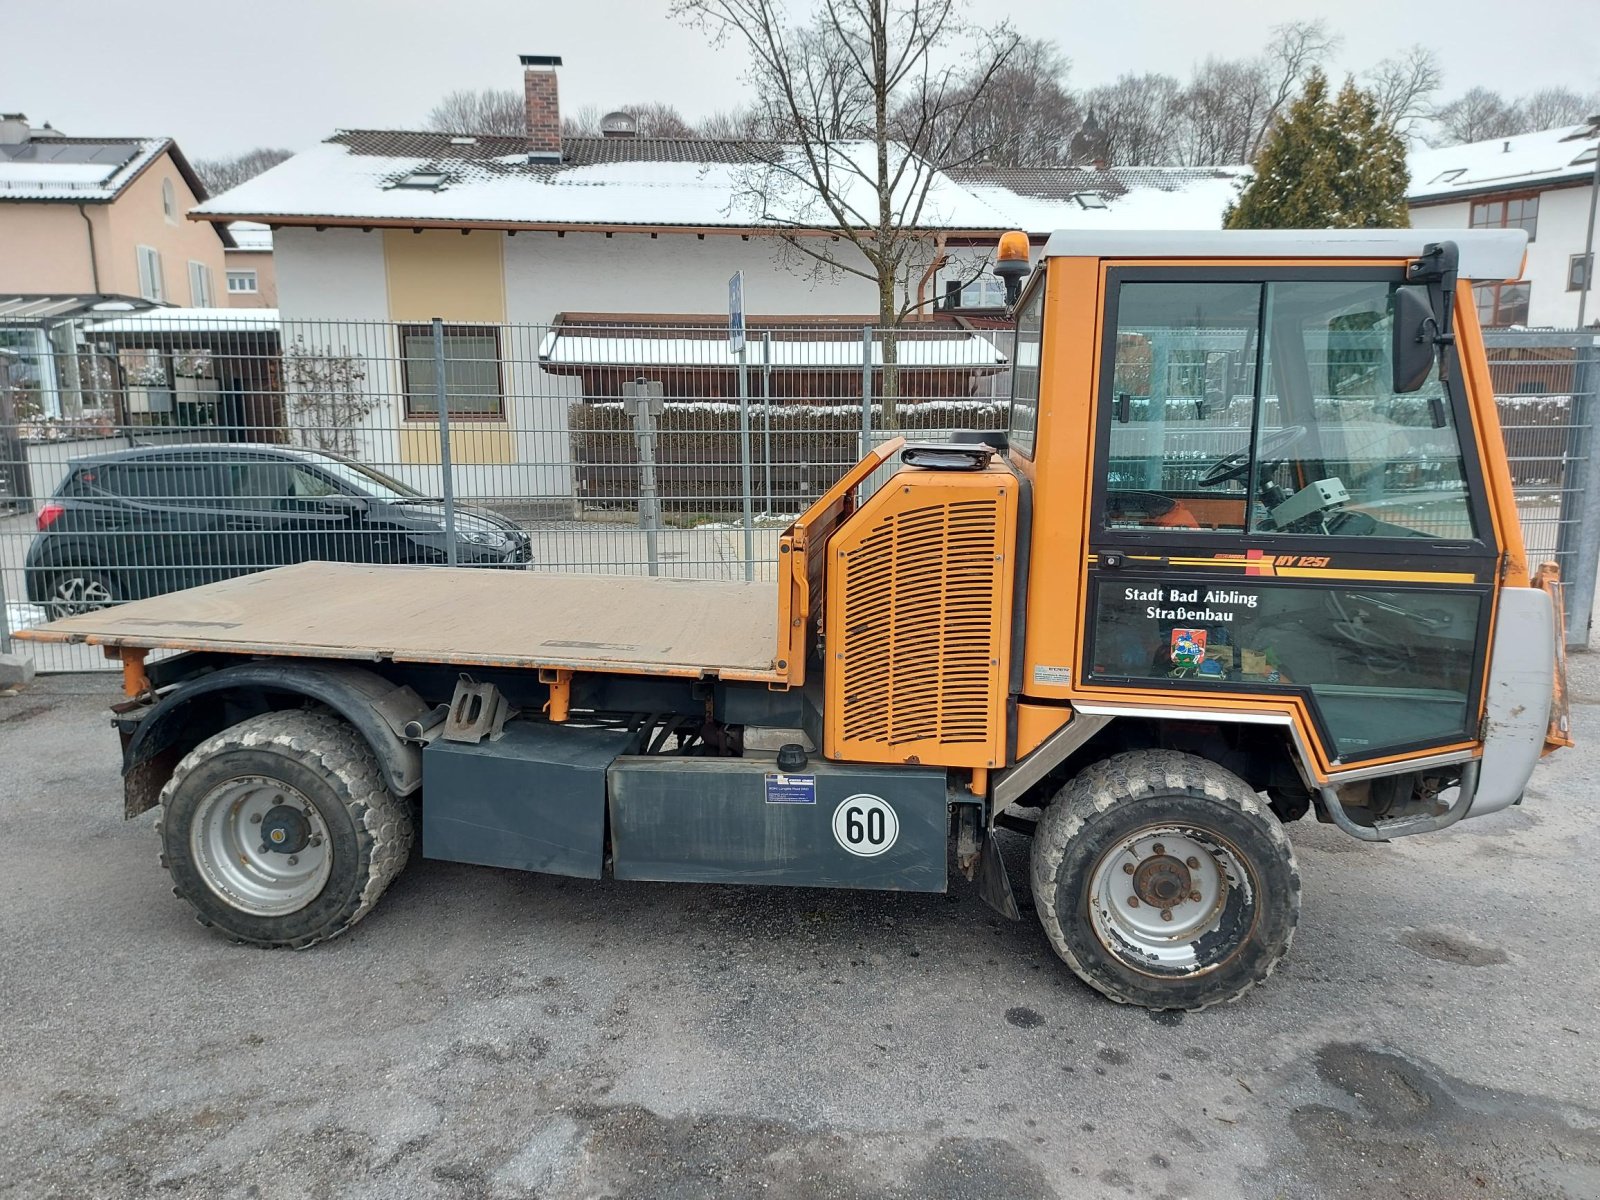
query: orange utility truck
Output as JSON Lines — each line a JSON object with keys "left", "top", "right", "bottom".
{"left": 21, "top": 229, "right": 1569, "bottom": 1010}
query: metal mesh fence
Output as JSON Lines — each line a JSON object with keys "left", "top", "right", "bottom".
{"left": 0, "top": 314, "right": 1591, "bottom": 672}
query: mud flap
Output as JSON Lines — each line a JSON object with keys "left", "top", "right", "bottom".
{"left": 975, "top": 833, "right": 1020, "bottom": 920}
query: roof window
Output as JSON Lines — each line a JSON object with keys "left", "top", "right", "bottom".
{"left": 395, "top": 170, "right": 448, "bottom": 190}
{"left": 1429, "top": 168, "right": 1467, "bottom": 184}
{"left": 449, "top": 136, "right": 478, "bottom": 146}
{"left": 1072, "top": 193, "right": 1109, "bottom": 210}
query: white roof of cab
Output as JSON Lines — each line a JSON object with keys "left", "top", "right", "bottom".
{"left": 1039, "top": 228, "right": 1528, "bottom": 281}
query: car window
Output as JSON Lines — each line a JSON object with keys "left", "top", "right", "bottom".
{"left": 105, "top": 461, "right": 227, "bottom": 505}
{"left": 231, "top": 460, "right": 341, "bottom": 508}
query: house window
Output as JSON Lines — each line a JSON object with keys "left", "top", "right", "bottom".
{"left": 1470, "top": 193, "right": 1538, "bottom": 241}
{"left": 188, "top": 262, "right": 213, "bottom": 307}
{"left": 955, "top": 270, "right": 1008, "bottom": 309}
{"left": 399, "top": 325, "right": 504, "bottom": 418}
{"left": 226, "top": 269, "right": 259, "bottom": 294}
{"left": 1570, "top": 254, "right": 1593, "bottom": 293}
{"left": 136, "top": 245, "right": 164, "bottom": 301}
{"left": 1474, "top": 281, "right": 1532, "bottom": 327}
{"left": 162, "top": 178, "right": 177, "bottom": 223}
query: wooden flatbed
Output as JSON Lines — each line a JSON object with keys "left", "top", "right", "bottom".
{"left": 16, "top": 561, "right": 784, "bottom": 682}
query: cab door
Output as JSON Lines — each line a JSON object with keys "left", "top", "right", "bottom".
{"left": 1080, "top": 268, "right": 1500, "bottom": 767}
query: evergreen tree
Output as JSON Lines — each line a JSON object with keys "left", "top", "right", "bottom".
{"left": 1225, "top": 71, "right": 1410, "bottom": 229}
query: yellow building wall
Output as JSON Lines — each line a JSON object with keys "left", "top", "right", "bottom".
{"left": 382, "top": 230, "right": 512, "bottom": 465}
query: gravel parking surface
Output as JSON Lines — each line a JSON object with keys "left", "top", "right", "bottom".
{"left": 2, "top": 664, "right": 1598, "bottom": 1199}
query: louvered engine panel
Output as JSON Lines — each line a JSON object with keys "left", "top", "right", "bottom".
{"left": 824, "top": 470, "right": 1017, "bottom": 768}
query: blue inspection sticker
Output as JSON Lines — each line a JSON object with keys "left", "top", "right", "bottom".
{"left": 765, "top": 773, "right": 817, "bottom": 804}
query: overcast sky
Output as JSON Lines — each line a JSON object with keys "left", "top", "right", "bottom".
{"left": 9, "top": 0, "right": 1600, "bottom": 160}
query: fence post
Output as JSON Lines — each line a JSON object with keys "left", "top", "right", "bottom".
{"left": 1566, "top": 336, "right": 1600, "bottom": 647}
{"left": 860, "top": 326, "right": 873, "bottom": 460}
{"left": 761, "top": 332, "right": 774, "bottom": 516}
{"left": 624, "top": 377, "right": 664, "bottom": 576}
{"left": 431, "top": 317, "right": 458, "bottom": 568}
{"left": 737, "top": 342, "right": 754, "bottom": 581}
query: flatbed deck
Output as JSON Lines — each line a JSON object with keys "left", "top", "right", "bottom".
{"left": 16, "top": 561, "right": 783, "bottom": 681}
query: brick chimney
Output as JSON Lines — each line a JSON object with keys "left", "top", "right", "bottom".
{"left": 521, "top": 54, "right": 563, "bottom": 163}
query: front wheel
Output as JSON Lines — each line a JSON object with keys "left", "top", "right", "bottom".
{"left": 1029, "top": 750, "right": 1299, "bottom": 1010}
{"left": 157, "top": 709, "right": 413, "bottom": 948}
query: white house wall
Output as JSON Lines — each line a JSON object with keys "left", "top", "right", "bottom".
{"left": 1411, "top": 185, "right": 1597, "bottom": 328}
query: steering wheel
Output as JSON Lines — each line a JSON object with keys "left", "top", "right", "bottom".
{"left": 1198, "top": 425, "right": 1308, "bottom": 488}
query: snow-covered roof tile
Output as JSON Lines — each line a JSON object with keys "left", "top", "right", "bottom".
{"left": 193, "top": 135, "right": 1017, "bottom": 232}
{"left": 227, "top": 221, "right": 273, "bottom": 251}
{"left": 1408, "top": 125, "right": 1599, "bottom": 202}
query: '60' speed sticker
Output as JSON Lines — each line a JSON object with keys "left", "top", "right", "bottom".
{"left": 831, "top": 794, "right": 900, "bottom": 857}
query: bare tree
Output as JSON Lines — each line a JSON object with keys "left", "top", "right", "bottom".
{"left": 1362, "top": 45, "right": 1442, "bottom": 140}
{"left": 1520, "top": 87, "right": 1600, "bottom": 131}
{"left": 192, "top": 148, "right": 293, "bottom": 196}
{"left": 1431, "top": 87, "right": 1525, "bottom": 145}
{"left": 698, "top": 107, "right": 775, "bottom": 139}
{"left": 1179, "top": 57, "right": 1270, "bottom": 165}
{"left": 674, "top": 0, "right": 1021, "bottom": 419}
{"left": 1248, "top": 19, "right": 1342, "bottom": 159}
{"left": 896, "top": 36, "right": 1077, "bottom": 167}
{"left": 1081, "top": 73, "right": 1183, "bottom": 166}
{"left": 423, "top": 88, "right": 526, "bottom": 136}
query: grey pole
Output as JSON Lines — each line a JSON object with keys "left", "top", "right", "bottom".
{"left": 761, "top": 331, "right": 774, "bottom": 517}
{"left": 0, "top": 349, "right": 15, "bottom": 654}
{"left": 624, "top": 377, "right": 664, "bottom": 576}
{"left": 1578, "top": 117, "right": 1600, "bottom": 329}
{"left": 737, "top": 343, "right": 755, "bottom": 580}
{"left": 431, "top": 317, "right": 458, "bottom": 567}
{"left": 860, "top": 326, "right": 874, "bottom": 461}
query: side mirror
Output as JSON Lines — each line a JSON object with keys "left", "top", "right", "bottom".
{"left": 315, "top": 494, "right": 369, "bottom": 518}
{"left": 1392, "top": 286, "right": 1438, "bottom": 395}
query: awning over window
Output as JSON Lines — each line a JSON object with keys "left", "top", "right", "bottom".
{"left": 538, "top": 329, "right": 1007, "bottom": 372}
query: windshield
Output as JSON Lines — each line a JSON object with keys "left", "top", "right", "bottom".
{"left": 312, "top": 455, "right": 424, "bottom": 502}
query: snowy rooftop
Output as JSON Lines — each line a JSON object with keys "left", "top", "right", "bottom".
{"left": 191, "top": 129, "right": 1250, "bottom": 235}
{"left": 227, "top": 221, "right": 273, "bottom": 252}
{"left": 539, "top": 329, "right": 1006, "bottom": 369}
{"left": 84, "top": 308, "right": 280, "bottom": 333}
{"left": 0, "top": 137, "right": 171, "bottom": 202}
{"left": 1409, "top": 124, "right": 1600, "bottom": 203}
{"left": 193, "top": 132, "right": 1014, "bottom": 232}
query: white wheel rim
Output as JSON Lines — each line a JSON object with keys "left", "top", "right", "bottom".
{"left": 52, "top": 575, "right": 111, "bottom": 615}
{"left": 190, "top": 776, "right": 334, "bottom": 917}
{"left": 1086, "top": 824, "right": 1256, "bottom": 978}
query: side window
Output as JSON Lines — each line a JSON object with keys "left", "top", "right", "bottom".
{"left": 1104, "top": 282, "right": 1261, "bottom": 533}
{"left": 1254, "top": 281, "right": 1476, "bottom": 539}
{"left": 1101, "top": 278, "right": 1479, "bottom": 541}
{"left": 117, "top": 462, "right": 224, "bottom": 505}
{"left": 1007, "top": 282, "right": 1044, "bottom": 457}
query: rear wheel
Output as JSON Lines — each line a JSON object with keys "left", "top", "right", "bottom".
{"left": 45, "top": 568, "right": 117, "bottom": 617}
{"left": 157, "top": 710, "right": 413, "bottom": 948}
{"left": 1029, "top": 749, "right": 1299, "bottom": 1010}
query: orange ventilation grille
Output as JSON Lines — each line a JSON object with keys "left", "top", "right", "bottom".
{"left": 827, "top": 475, "right": 1015, "bottom": 768}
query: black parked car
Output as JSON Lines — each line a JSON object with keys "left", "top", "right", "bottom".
{"left": 26, "top": 444, "right": 532, "bottom": 615}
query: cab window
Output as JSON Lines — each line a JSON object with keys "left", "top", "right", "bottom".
{"left": 1007, "top": 281, "right": 1044, "bottom": 457}
{"left": 1104, "top": 278, "right": 1477, "bottom": 540}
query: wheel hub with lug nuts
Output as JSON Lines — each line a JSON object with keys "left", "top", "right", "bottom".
{"left": 1089, "top": 825, "right": 1250, "bottom": 975}
{"left": 190, "top": 777, "right": 333, "bottom": 917}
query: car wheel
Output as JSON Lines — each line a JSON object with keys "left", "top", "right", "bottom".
{"left": 45, "top": 570, "right": 117, "bottom": 617}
